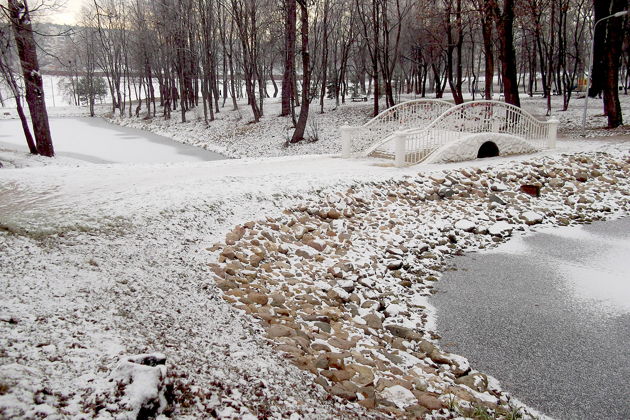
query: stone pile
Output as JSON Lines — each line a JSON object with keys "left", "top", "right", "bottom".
{"left": 208, "top": 151, "right": 629, "bottom": 419}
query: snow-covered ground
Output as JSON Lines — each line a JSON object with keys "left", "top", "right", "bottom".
{"left": 1, "top": 92, "right": 629, "bottom": 418}
{"left": 102, "top": 94, "right": 630, "bottom": 159}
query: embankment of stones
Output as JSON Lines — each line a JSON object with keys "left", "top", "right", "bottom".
{"left": 208, "top": 151, "right": 629, "bottom": 419}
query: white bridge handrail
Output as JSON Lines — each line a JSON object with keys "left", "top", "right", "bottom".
{"left": 340, "top": 99, "right": 454, "bottom": 156}
{"left": 351, "top": 100, "right": 559, "bottom": 166}
{"left": 362, "top": 98, "right": 453, "bottom": 128}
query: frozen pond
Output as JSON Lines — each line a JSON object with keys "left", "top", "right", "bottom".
{"left": 0, "top": 117, "right": 225, "bottom": 164}
{"left": 433, "top": 217, "right": 630, "bottom": 419}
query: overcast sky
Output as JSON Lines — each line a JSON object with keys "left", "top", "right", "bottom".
{"left": 40, "top": 0, "right": 87, "bottom": 25}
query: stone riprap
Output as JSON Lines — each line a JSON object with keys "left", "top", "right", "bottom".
{"left": 208, "top": 151, "right": 629, "bottom": 419}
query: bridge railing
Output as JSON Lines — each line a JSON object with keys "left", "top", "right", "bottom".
{"left": 340, "top": 99, "right": 453, "bottom": 156}
{"left": 358, "top": 100, "right": 559, "bottom": 166}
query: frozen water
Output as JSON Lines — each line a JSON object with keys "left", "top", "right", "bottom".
{"left": 0, "top": 117, "right": 225, "bottom": 163}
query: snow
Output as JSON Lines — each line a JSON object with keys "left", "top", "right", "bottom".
{"left": 1, "top": 92, "right": 629, "bottom": 418}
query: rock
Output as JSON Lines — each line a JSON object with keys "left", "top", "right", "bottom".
{"left": 438, "top": 188, "right": 455, "bottom": 199}
{"left": 380, "top": 385, "right": 417, "bottom": 409}
{"left": 363, "top": 313, "right": 383, "bottom": 329}
{"left": 275, "top": 344, "right": 302, "bottom": 356}
{"left": 575, "top": 171, "right": 589, "bottom": 182}
{"left": 221, "top": 247, "right": 237, "bottom": 259}
{"left": 488, "top": 194, "right": 506, "bottom": 206}
{"left": 337, "top": 279, "right": 355, "bottom": 293}
{"left": 327, "top": 209, "right": 342, "bottom": 219}
{"left": 358, "top": 398, "right": 376, "bottom": 409}
{"left": 413, "top": 391, "right": 444, "bottom": 411}
{"left": 381, "top": 351, "right": 404, "bottom": 365}
{"left": 386, "top": 260, "right": 403, "bottom": 270}
{"left": 411, "top": 377, "right": 428, "bottom": 392}
{"left": 328, "top": 337, "right": 354, "bottom": 350}
{"left": 428, "top": 350, "right": 451, "bottom": 365}
{"left": 314, "top": 375, "right": 329, "bottom": 388}
{"left": 269, "top": 293, "right": 286, "bottom": 306}
{"left": 328, "top": 287, "right": 350, "bottom": 303}
{"left": 488, "top": 221, "right": 513, "bottom": 236}
{"left": 321, "top": 368, "right": 355, "bottom": 383}
{"left": 267, "top": 325, "right": 294, "bottom": 338}
{"left": 315, "top": 352, "right": 350, "bottom": 370}
{"left": 314, "top": 322, "right": 332, "bottom": 333}
{"left": 225, "top": 226, "right": 245, "bottom": 245}
{"left": 385, "top": 303, "right": 404, "bottom": 317}
{"left": 305, "top": 239, "right": 327, "bottom": 252}
{"left": 490, "top": 182, "right": 508, "bottom": 192}
{"left": 418, "top": 340, "right": 436, "bottom": 355}
{"left": 520, "top": 184, "right": 541, "bottom": 197}
{"left": 247, "top": 292, "right": 268, "bottom": 305}
{"left": 114, "top": 353, "right": 169, "bottom": 418}
{"left": 455, "top": 372, "right": 489, "bottom": 392}
{"left": 386, "top": 247, "right": 404, "bottom": 256}
{"left": 385, "top": 325, "right": 422, "bottom": 341}
{"left": 520, "top": 211, "right": 543, "bottom": 225}
{"left": 454, "top": 219, "right": 476, "bottom": 232}
{"left": 330, "top": 381, "right": 358, "bottom": 401}
{"left": 405, "top": 404, "right": 428, "bottom": 418}
{"left": 311, "top": 343, "right": 331, "bottom": 352}
{"left": 216, "top": 280, "right": 238, "bottom": 291}
{"left": 349, "top": 364, "right": 375, "bottom": 386}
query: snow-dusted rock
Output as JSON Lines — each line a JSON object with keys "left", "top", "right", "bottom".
{"left": 337, "top": 279, "right": 355, "bottom": 293}
{"left": 381, "top": 385, "right": 417, "bottom": 409}
{"left": 113, "top": 353, "right": 169, "bottom": 419}
{"left": 490, "top": 182, "right": 509, "bottom": 192}
{"left": 385, "top": 303, "right": 404, "bottom": 317}
{"left": 488, "top": 221, "right": 514, "bottom": 236}
{"left": 521, "top": 211, "right": 544, "bottom": 225}
{"left": 454, "top": 219, "right": 476, "bottom": 232}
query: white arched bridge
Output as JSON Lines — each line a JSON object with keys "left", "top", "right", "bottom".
{"left": 341, "top": 99, "right": 559, "bottom": 167}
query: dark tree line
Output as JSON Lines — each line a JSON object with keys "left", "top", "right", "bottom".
{"left": 1, "top": 0, "right": 629, "bottom": 157}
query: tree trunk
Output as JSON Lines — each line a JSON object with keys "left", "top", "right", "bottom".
{"left": 592, "top": 0, "right": 626, "bottom": 127}
{"left": 281, "top": 0, "right": 296, "bottom": 116}
{"left": 291, "top": 0, "right": 310, "bottom": 142}
{"left": 8, "top": 0, "right": 54, "bottom": 156}
{"left": 15, "top": 94, "right": 37, "bottom": 154}
{"left": 492, "top": 0, "right": 520, "bottom": 107}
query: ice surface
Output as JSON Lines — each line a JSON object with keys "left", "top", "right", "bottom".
{"left": 0, "top": 117, "right": 224, "bottom": 163}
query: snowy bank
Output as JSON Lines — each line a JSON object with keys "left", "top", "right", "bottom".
{"left": 209, "top": 148, "right": 630, "bottom": 418}
{"left": 0, "top": 140, "right": 628, "bottom": 418}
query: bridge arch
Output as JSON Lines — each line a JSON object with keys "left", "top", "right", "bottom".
{"left": 478, "top": 141, "right": 499, "bottom": 158}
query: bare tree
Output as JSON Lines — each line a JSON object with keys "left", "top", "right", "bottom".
{"left": 0, "top": 23, "right": 36, "bottom": 153}
{"left": 6, "top": 0, "right": 54, "bottom": 156}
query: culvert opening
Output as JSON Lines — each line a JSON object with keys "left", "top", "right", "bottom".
{"left": 477, "top": 141, "right": 499, "bottom": 158}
